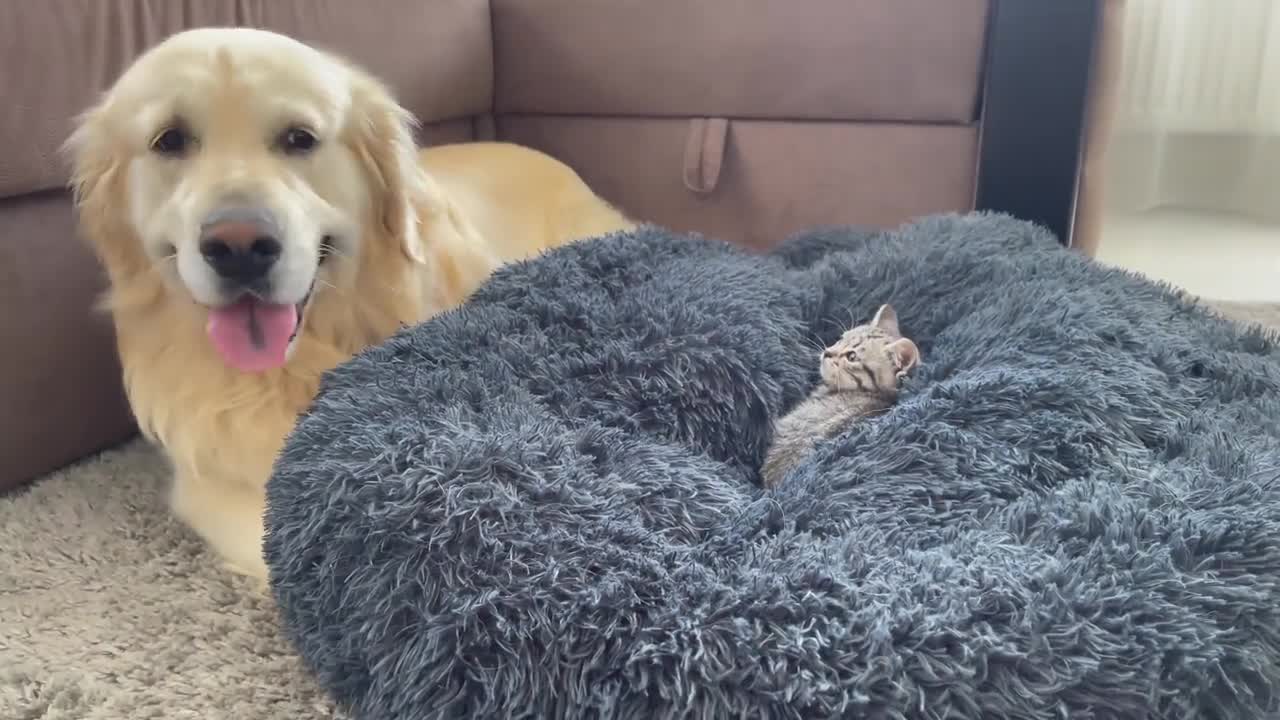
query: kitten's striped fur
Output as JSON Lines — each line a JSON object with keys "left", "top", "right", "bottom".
{"left": 760, "top": 304, "right": 921, "bottom": 489}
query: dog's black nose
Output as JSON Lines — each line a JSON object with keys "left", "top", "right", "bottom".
{"left": 200, "top": 232, "right": 281, "bottom": 283}
{"left": 199, "top": 209, "right": 282, "bottom": 284}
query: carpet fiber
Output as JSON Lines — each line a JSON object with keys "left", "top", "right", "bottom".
{"left": 0, "top": 442, "right": 342, "bottom": 719}
{"left": 1, "top": 218, "right": 1278, "bottom": 719}
{"left": 264, "top": 215, "right": 1280, "bottom": 718}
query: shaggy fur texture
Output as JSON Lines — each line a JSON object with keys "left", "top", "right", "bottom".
{"left": 265, "top": 213, "right": 1280, "bottom": 719}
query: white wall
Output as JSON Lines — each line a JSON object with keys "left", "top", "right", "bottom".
{"left": 1106, "top": 0, "right": 1280, "bottom": 222}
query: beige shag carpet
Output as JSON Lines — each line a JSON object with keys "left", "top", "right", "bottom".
{"left": 2, "top": 298, "right": 1278, "bottom": 719}
{"left": 0, "top": 442, "right": 343, "bottom": 719}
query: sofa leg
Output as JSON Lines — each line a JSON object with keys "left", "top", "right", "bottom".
{"left": 975, "top": 0, "right": 1101, "bottom": 249}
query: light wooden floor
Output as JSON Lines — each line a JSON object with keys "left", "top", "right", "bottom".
{"left": 1097, "top": 209, "right": 1280, "bottom": 302}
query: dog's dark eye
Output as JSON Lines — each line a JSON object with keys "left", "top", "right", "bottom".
{"left": 151, "top": 127, "right": 191, "bottom": 156}
{"left": 279, "top": 127, "right": 319, "bottom": 155}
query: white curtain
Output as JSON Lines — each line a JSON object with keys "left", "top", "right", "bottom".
{"left": 1107, "top": 0, "right": 1280, "bottom": 221}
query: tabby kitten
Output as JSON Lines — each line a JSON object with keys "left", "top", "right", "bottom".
{"left": 761, "top": 304, "right": 921, "bottom": 489}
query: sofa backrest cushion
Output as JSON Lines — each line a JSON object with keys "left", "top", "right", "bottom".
{"left": 0, "top": 0, "right": 493, "bottom": 199}
{"left": 491, "top": 0, "right": 990, "bottom": 123}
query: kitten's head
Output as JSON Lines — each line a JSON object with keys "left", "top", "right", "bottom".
{"left": 820, "top": 304, "right": 920, "bottom": 394}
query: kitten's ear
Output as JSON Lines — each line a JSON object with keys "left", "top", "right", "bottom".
{"left": 887, "top": 338, "right": 920, "bottom": 376}
{"left": 871, "top": 304, "right": 900, "bottom": 336}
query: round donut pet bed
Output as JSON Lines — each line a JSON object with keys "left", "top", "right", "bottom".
{"left": 265, "top": 213, "right": 1280, "bottom": 719}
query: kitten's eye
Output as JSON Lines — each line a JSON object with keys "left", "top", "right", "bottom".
{"left": 279, "top": 126, "right": 319, "bottom": 155}
{"left": 845, "top": 351, "right": 858, "bottom": 361}
{"left": 150, "top": 126, "right": 191, "bottom": 156}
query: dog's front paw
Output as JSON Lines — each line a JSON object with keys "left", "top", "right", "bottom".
{"left": 221, "top": 558, "right": 271, "bottom": 595}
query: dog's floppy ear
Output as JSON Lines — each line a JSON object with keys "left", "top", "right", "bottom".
{"left": 61, "top": 98, "right": 149, "bottom": 281}
{"left": 63, "top": 105, "right": 113, "bottom": 211}
{"left": 344, "top": 69, "right": 432, "bottom": 265}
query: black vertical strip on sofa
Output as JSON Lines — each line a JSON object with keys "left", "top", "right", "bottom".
{"left": 975, "top": 0, "right": 1102, "bottom": 248}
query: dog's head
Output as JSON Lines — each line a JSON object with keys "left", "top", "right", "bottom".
{"left": 65, "top": 28, "right": 430, "bottom": 373}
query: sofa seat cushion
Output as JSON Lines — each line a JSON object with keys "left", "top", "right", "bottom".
{"left": 497, "top": 115, "right": 979, "bottom": 249}
{"left": 0, "top": 192, "right": 136, "bottom": 489}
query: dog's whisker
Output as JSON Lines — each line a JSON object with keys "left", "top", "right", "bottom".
{"left": 318, "top": 244, "right": 353, "bottom": 262}
{"left": 310, "top": 276, "right": 342, "bottom": 298}
{"left": 147, "top": 255, "right": 179, "bottom": 280}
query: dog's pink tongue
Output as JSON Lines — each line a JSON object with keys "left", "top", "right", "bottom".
{"left": 206, "top": 298, "right": 297, "bottom": 373}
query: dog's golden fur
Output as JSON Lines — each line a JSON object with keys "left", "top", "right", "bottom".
{"left": 65, "top": 28, "right": 632, "bottom": 580}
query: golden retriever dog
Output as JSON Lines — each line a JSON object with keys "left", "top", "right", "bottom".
{"left": 64, "top": 27, "right": 633, "bottom": 581}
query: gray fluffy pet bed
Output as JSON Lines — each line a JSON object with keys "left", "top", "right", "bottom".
{"left": 265, "top": 213, "right": 1280, "bottom": 719}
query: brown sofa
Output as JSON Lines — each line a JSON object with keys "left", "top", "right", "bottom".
{"left": 0, "top": 0, "right": 1121, "bottom": 491}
